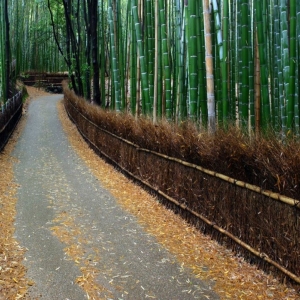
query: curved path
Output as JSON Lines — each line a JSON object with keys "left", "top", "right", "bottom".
{"left": 13, "top": 95, "right": 219, "bottom": 299}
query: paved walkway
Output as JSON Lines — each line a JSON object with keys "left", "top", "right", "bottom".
{"left": 13, "top": 95, "right": 219, "bottom": 299}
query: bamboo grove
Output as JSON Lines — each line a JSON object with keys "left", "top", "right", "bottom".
{"left": 1, "top": 0, "right": 300, "bottom": 136}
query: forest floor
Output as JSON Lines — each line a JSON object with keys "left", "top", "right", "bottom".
{"left": 0, "top": 86, "right": 299, "bottom": 299}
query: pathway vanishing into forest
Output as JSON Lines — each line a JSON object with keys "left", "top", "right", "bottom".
{"left": 12, "top": 94, "right": 219, "bottom": 299}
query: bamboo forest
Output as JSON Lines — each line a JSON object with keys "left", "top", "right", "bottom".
{"left": 0, "top": 0, "right": 299, "bottom": 135}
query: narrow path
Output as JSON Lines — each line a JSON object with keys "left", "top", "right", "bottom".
{"left": 13, "top": 95, "right": 219, "bottom": 299}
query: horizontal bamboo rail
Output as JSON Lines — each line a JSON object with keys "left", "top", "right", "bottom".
{"left": 64, "top": 96, "right": 300, "bottom": 285}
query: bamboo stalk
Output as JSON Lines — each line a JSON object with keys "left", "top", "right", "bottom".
{"left": 280, "top": 0, "right": 289, "bottom": 134}
{"left": 248, "top": 2, "right": 255, "bottom": 133}
{"left": 255, "top": 0, "right": 271, "bottom": 130}
{"left": 130, "top": 2, "right": 137, "bottom": 115}
{"left": 221, "top": 0, "right": 229, "bottom": 126}
{"left": 186, "top": 1, "right": 198, "bottom": 121}
{"left": 254, "top": 32, "right": 261, "bottom": 135}
{"left": 153, "top": 0, "right": 159, "bottom": 124}
{"left": 240, "top": 0, "right": 249, "bottom": 129}
{"left": 108, "top": 0, "right": 121, "bottom": 111}
{"left": 211, "top": 0, "right": 222, "bottom": 125}
{"left": 272, "top": 0, "right": 280, "bottom": 130}
{"left": 159, "top": 0, "right": 172, "bottom": 120}
{"left": 132, "top": 0, "right": 151, "bottom": 115}
{"left": 203, "top": 0, "right": 215, "bottom": 133}
{"left": 287, "top": 0, "right": 296, "bottom": 132}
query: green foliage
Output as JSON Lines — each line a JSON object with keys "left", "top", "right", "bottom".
{"left": 2, "top": 0, "right": 300, "bottom": 136}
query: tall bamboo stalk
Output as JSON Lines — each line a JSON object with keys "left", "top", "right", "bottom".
{"left": 280, "top": 0, "right": 289, "bottom": 133}
{"left": 153, "top": 0, "right": 159, "bottom": 123}
{"left": 196, "top": 1, "right": 207, "bottom": 126}
{"left": 211, "top": 1, "right": 222, "bottom": 124}
{"left": 100, "top": 0, "right": 106, "bottom": 108}
{"left": 240, "top": 0, "right": 249, "bottom": 129}
{"left": 130, "top": 1, "right": 137, "bottom": 116}
{"left": 108, "top": 0, "right": 121, "bottom": 111}
{"left": 203, "top": 0, "right": 215, "bottom": 132}
{"left": 132, "top": 0, "right": 150, "bottom": 115}
{"left": 4, "top": 0, "right": 10, "bottom": 101}
{"left": 159, "top": 0, "right": 172, "bottom": 120}
{"left": 221, "top": 0, "right": 229, "bottom": 126}
{"left": 287, "top": 0, "right": 296, "bottom": 132}
{"left": 186, "top": 1, "right": 198, "bottom": 121}
{"left": 146, "top": 0, "right": 154, "bottom": 110}
{"left": 255, "top": 0, "right": 271, "bottom": 130}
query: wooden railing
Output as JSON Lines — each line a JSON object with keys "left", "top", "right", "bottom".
{"left": 0, "top": 91, "right": 23, "bottom": 151}
{"left": 20, "top": 71, "right": 68, "bottom": 93}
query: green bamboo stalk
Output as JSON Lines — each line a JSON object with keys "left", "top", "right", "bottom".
{"left": 156, "top": 1, "right": 163, "bottom": 119}
{"left": 159, "top": 0, "right": 172, "bottom": 120}
{"left": 108, "top": 0, "right": 121, "bottom": 111}
{"left": 221, "top": 0, "right": 229, "bottom": 126}
{"left": 240, "top": 0, "right": 249, "bottom": 129}
{"left": 146, "top": 0, "right": 154, "bottom": 109}
{"left": 267, "top": 1, "right": 275, "bottom": 128}
{"left": 280, "top": 0, "right": 289, "bottom": 133}
{"left": 116, "top": 1, "right": 126, "bottom": 111}
{"left": 196, "top": 1, "right": 207, "bottom": 126}
{"left": 254, "top": 30, "right": 261, "bottom": 134}
{"left": 130, "top": 1, "right": 137, "bottom": 116}
{"left": 273, "top": 0, "right": 280, "bottom": 130}
{"left": 229, "top": 0, "right": 237, "bottom": 121}
{"left": 186, "top": 1, "right": 198, "bottom": 121}
{"left": 132, "top": 0, "right": 150, "bottom": 115}
{"left": 212, "top": 0, "right": 223, "bottom": 125}
{"left": 153, "top": 0, "right": 159, "bottom": 123}
{"left": 295, "top": 1, "right": 300, "bottom": 135}
{"left": 255, "top": 0, "right": 271, "bottom": 130}
{"left": 236, "top": 0, "right": 242, "bottom": 120}
{"left": 211, "top": 6, "right": 221, "bottom": 125}
{"left": 100, "top": 0, "right": 106, "bottom": 108}
{"left": 174, "top": 0, "right": 181, "bottom": 122}
{"left": 3, "top": 0, "right": 10, "bottom": 102}
{"left": 248, "top": 2, "right": 255, "bottom": 132}
{"left": 287, "top": 0, "right": 296, "bottom": 132}
{"left": 175, "top": 0, "right": 187, "bottom": 122}
{"left": 171, "top": 1, "right": 178, "bottom": 122}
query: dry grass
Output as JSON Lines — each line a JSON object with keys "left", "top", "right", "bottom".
{"left": 59, "top": 95, "right": 299, "bottom": 298}
{"left": 63, "top": 82, "right": 300, "bottom": 200}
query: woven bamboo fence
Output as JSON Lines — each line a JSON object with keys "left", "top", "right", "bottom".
{"left": 0, "top": 91, "right": 23, "bottom": 152}
{"left": 64, "top": 93, "right": 300, "bottom": 285}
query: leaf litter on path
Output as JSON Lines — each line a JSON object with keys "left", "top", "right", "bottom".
{"left": 0, "top": 86, "right": 48, "bottom": 299}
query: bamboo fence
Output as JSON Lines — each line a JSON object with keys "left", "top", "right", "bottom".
{"left": 0, "top": 90, "right": 23, "bottom": 151}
